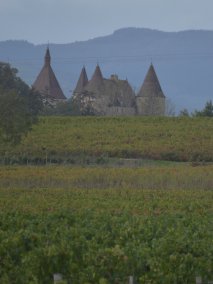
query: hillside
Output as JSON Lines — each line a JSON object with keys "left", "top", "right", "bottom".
{"left": 1, "top": 116, "right": 213, "bottom": 164}
{"left": 0, "top": 28, "right": 213, "bottom": 112}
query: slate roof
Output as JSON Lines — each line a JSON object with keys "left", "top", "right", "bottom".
{"left": 85, "top": 64, "right": 104, "bottom": 92}
{"left": 73, "top": 66, "right": 88, "bottom": 94}
{"left": 137, "top": 64, "right": 165, "bottom": 98}
{"left": 33, "top": 48, "right": 66, "bottom": 100}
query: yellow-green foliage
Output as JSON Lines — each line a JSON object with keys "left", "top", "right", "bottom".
{"left": 0, "top": 164, "right": 213, "bottom": 191}
{"left": 0, "top": 165, "right": 212, "bottom": 214}
{"left": 1, "top": 116, "right": 213, "bottom": 162}
{"left": 0, "top": 165, "right": 212, "bottom": 283}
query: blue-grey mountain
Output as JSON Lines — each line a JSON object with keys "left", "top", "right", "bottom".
{"left": 0, "top": 28, "right": 213, "bottom": 112}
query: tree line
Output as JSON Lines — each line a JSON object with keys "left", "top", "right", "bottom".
{"left": 179, "top": 101, "right": 213, "bottom": 117}
{"left": 44, "top": 98, "right": 213, "bottom": 117}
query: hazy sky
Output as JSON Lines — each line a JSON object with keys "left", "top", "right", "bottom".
{"left": 1, "top": 0, "right": 213, "bottom": 44}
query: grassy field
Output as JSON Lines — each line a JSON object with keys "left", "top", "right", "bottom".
{"left": 0, "top": 165, "right": 212, "bottom": 283}
{"left": 0, "top": 116, "right": 213, "bottom": 164}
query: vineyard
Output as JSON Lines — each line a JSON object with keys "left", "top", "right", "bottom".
{"left": 0, "top": 116, "right": 213, "bottom": 164}
{"left": 0, "top": 165, "right": 212, "bottom": 283}
{"left": 0, "top": 116, "right": 212, "bottom": 283}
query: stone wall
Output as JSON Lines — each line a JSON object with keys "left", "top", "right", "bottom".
{"left": 106, "top": 106, "right": 136, "bottom": 116}
{"left": 136, "top": 96, "right": 165, "bottom": 116}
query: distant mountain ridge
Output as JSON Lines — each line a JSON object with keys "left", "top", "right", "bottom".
{"left": 0, "top": 27, "right": 213, "bottom": 112}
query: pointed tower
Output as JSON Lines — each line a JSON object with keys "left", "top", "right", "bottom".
{"left": 91, "top": 64, "right": 103, "bottom": 82}
{"left": 85, "top": 64, "right": 104, "bottom": 93}
{"left": 136, "top": 64, "right": 166, "bottom": 115}
{"left": 33, "top": 47, "right": 66, "bottom": 104}
{"left": 73, "top": 66, "right": 88, "bottom": 94}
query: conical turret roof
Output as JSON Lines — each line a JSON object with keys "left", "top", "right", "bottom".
{"left": 73, "top": 66, "right": 88, "bottom": 94}
{"left": 85, "top": 64, "right": 104, "bottom": 92}
{"left": 44, "top": 47, "right": 51, "bottom": 65}
{"left": 91, "top": 64, "right": 103, "bottom": 82}
{"left": 137, "top": 64, "right": 165, "bottom": 98}
{"left": 33, "top": 48, "right": 66, "bottom": 100}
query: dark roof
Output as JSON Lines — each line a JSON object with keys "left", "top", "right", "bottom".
{"left": 85, "top": 64, "right": 104, "bottom": 92}
{"left": 91, "top": 64, "right": 103, "bottom": 82}
{"left": 124, "top": 79, "right": 135, "bottom": 94}
{"left": 73, "top": 66, "right": 88, "bottom": 94}
{"left": 33, "top": 48, "right": 66, "bottom": 100}
{"left": 137, "top": 64, "right": 165, "bottom": 98}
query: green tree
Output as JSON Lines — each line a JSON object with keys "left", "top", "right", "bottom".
{"left": 193, "top": 100, "right": 213, "bottom": 117}
{"left": 179, "top": 108, "right": 190, "bottom": 117}
{"left": 0, "top": 62, "right": 42, "bottom": 144}
{"left": 0, "top": 90, "right": 28, "bottom": 143}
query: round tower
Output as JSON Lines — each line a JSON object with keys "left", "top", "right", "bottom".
{"left": 136, "top": 64, "right": 166, "bottom": 116}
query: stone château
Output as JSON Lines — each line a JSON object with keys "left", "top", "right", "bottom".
{"left": 72, "top": 63, "right": 166, "bottom": 115}
{"left": 34, "top": 48, "right": 166, "bottom": 115}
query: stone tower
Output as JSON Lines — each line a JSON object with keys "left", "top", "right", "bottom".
{"left": 33, "top": 47, "right": 66, "bottom": 105}
{"left": 136, "top": 64, "right": 165, "bottom": 115}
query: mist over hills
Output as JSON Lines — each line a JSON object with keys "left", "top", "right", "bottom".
{"left": 0, "top": 27, "right": 213, "bottom": 112}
